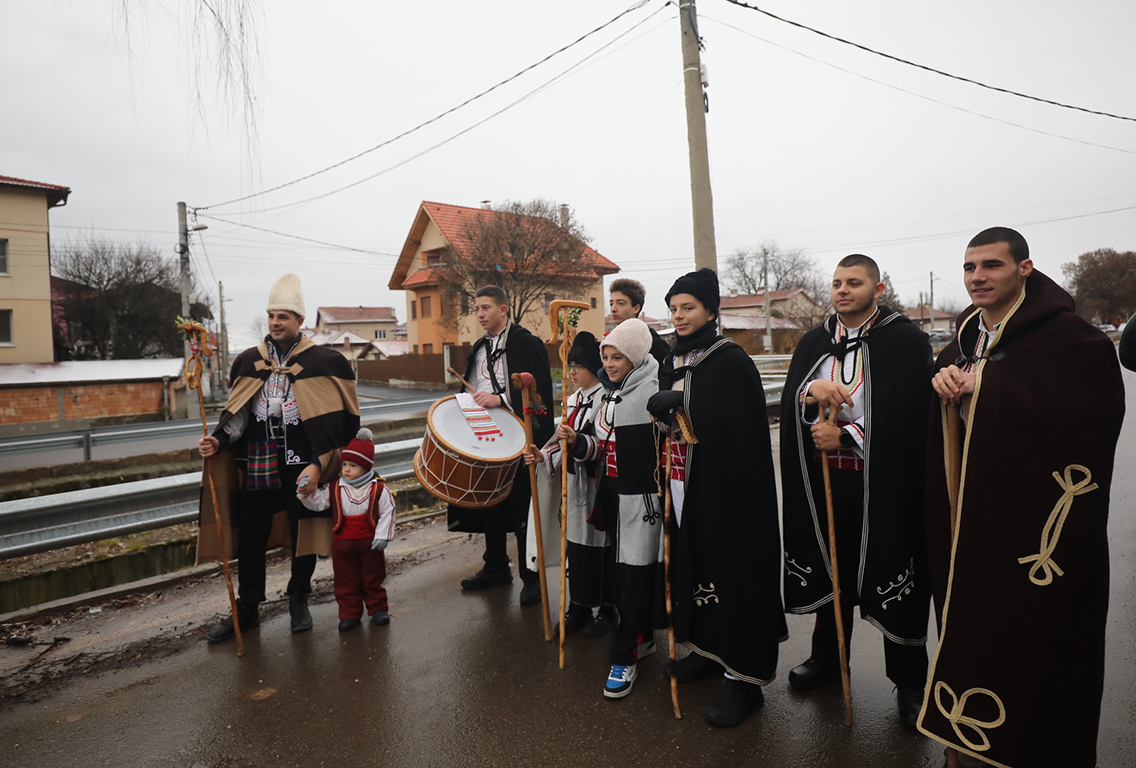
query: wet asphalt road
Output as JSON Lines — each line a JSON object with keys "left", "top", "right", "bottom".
{"left": 3, "top": 372, "right": 1136, "bottom": 767}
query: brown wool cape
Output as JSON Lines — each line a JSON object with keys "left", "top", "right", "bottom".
{"left": 196, "top": 336, "right": 360, "bottom": 562}
{"left": 918, "top": 270, "right": 1124, "bottom": 768}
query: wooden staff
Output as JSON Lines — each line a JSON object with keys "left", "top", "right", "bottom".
{"left": 178, "top": 320, "right": 243, "bottom": 657}
{"left": 945, "top": 403, "right": 962, "bottom": 768}
{"left": 808, "top": 396, "right": 852, "bottom": 726}
{"left": 546, "top": 299, "right": 589, "bottom": 669}
{"left": 511, "top": 372, "right": 553, "bottom": 641}
{"left": 446, "top": 366, "right": 476, "bottom": 393}
{"left": 662, "top": 432, "right": 682, "bottom": 719}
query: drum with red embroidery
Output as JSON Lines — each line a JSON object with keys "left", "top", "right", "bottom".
{"left": 414, "top": 394, "right": 526, "bottom": 508}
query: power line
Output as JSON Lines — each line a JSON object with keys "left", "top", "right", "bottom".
{"left": 199, "top": 4, "right": 673, "bottom": 220}
{"left": 701, "top": 14, "right": 1136, "bottom": 156}
{"left": 722, "top": 0, "right": 1136, "bottom": 123}
{"left": 198, "top": 0, "right": 654, "bottom": 211}
{"left": 194, "top": 214, "right": 401, "bottom": 257}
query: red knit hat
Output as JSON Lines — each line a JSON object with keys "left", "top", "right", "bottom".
{"left": 341, "top": 428, "right": 375, "bottom": 467}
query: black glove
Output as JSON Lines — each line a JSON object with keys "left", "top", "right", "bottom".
{"left": 646, "top": 389, "right": 684, "bottom": 421}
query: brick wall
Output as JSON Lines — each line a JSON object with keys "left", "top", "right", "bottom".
{"left": 1, "top": 381, "right": 174, "bottom": 425}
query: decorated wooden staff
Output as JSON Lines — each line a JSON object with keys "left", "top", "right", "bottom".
{"left": 807, "top": 396, "right": 852, "bottom": 726}
{"left": 511, "top": 371, "right": 553, "bottom": 641}
{"left": 944, "top": 404, "right": 962, "bottom": 768}
{"left": 546, "top": 299, "right": 589, "bottom": 669}
{"left": 177, "top": 319, "right": 243, "bottom": 657}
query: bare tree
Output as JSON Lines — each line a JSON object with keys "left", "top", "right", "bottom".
{"left": 116, "top": 1, "right": 264, "bottom": 177}
{"left": 436, "top": 199, "right": 592, "bottom": 330}
{"left": 723, "top": 241, "right": 828, "bottom": 299}
{"left": 879, "top": 272, "right": 906, "bottom": 312}
{"left": 1063, "top": 248, "right": 1136, "bottom": 324}
{"left": 53, "top": 236, "right": 211, "bottom": 359}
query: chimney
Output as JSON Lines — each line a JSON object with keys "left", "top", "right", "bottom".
{"left": 559, "top": 203, "right": 570, "bottom": 228}
{"left": 480, "top": 200, "right": 492, "bottom": 210}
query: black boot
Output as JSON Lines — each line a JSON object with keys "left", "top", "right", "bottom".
{"left": 705, "top": 679, "right": 765, "bottom": 728}
{"left": 788, "top": 657, "right": 840, "bottom": 690}
{"left": 555, "top": 604, "right": 594, "bottom": 637}
{"left": 519, "top": 576, "right": 541, "bottom": 606}
{"left": 667, "top": 652, "right": 722, "bottom": 683}
{"left": 583, "top": 605, "right": 617, "bottom": 637}
{"left": 207, "top": 599, "right": 260, "bottom": 644}
{"left": 289, "top": 594, "right": 313, "bottom": 633}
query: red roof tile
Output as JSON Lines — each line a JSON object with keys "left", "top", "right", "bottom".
{"left": 317, "top": 306, "right": 398, "bottom": 324}
{"left": 720, "top": 288, "right": 811, "bottom": 309}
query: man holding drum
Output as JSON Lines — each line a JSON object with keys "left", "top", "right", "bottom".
{"left": 450, "top": 285, "right": 555, "bottom": 607}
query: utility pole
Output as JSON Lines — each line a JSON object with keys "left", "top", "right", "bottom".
{"left": 763, "top": 251, "right": 772, "bottom": 352}
{"left": 218, "top": 280, "right": 230, "bottom": 395}
{"left": 679, "top": 0, "right": 717, "bottom": 272}
{"left": 929, "top": 272, "right": 935, "bottom": 332}
{"left": 177, "top": 201, "right": 192, "bottom": 419}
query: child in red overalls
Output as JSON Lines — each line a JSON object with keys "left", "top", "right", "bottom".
{"left": 301, "top": 428, "right": 395, "bottom": 631}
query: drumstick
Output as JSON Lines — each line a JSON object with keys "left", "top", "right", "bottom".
{"left": 447, "top": 367, "right": 477, "bottom": 393}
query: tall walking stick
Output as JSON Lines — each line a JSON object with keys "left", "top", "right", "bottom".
{"left": 945, "top": 404, "right": 962, "bottom": 768}
{"left": 511, "top": 372, "right": 553, "bottom": 641}
{"left": 178, "top": 320, "right": 243, "bottom": 657}
{"left": 547, "top": 299, "right": 589, "bottom": 669}
{"left": 662, "top": 432, "right": 682, "bottom": 719}
{"left": 809, "top": 397, "right": 852, "bottom": 726}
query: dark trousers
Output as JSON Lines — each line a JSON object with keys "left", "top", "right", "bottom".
{"left": 566, "top": 540, "right": 615, "bottom": 609}
{"left": 331, "top": 537, "right": 388, "bottom": 619}
{"left": 236, "top": 460, "right": 317, "bottom": 604}
{"left": 480, "top": 469, "right": 537, "bottom": 584}
{"left": 811, "top": 467, "right": 927, "bottom": 689}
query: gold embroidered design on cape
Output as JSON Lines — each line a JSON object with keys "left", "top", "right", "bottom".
{"left": 1017, "top": 464, "right": 1098, "bottom": 586}
{"left": 934, "top": 682, "right": 1006, "bottom": 752}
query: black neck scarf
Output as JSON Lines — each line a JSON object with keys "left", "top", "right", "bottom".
{"left": 661, "top": 320, "right": 719, "bottom": 390}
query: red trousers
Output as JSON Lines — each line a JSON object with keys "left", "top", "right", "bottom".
{"left": 331, "top": 537, "right": 389, "bottom": 620}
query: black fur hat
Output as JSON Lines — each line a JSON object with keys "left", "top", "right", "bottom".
{"left": 567, "top": 330, "right": 602, "bottom": 373}
{"left": 665, "top": 267, "right": 720, "bottom": 317}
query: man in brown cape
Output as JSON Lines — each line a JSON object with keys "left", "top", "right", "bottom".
{"left": 921, "top": 227, "right": 1124, "bottom": 767}
{"left": 197, "top": 273, "right": 360, "bottom": 642}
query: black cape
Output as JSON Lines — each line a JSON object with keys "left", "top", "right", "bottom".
{"left": 918, "top": 271, "right": 1124, "bottom": 768}
{"left": 668, "top": 337, "right": 788, "bottom": 683}
{"left": 447, "top": 322, "right": 554, "bottom": 534}
{"left": 780, "top": 306, "right": 933, "bottom": 644}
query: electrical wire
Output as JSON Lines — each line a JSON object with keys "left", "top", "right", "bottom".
{"left": 197, "top": 0, "right": 654, "bottom": 211}
{"left": 721, "top": 0, "right": 1136, "bottom": 123}
{"left": 701, "top": 14, "right": 1136, "bottom": 156}
{"left": 198, "top": 4, "right": 673, "bottom": 220}
{"left": 194, "top": 213, "right": 401, "bottom": 257}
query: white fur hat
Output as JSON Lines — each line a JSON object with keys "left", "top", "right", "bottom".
{"left": 267, "top": 273, "right": 305, "bottom": 318}
{"left": 601, "top": 318, "right": 652, "bottom": 368}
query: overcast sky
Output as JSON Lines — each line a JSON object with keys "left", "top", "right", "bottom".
{"left": 5, "top": 0, "right": 1135, "bottom": 346}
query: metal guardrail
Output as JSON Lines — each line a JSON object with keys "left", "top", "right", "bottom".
{"left": 0, "top": 439, "right": 421, "bottom": 560}
{"left": 0, "top": 396, "right": 438, "bottom": 459}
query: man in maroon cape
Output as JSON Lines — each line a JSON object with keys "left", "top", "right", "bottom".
{"left": 920, "top": 227, "right": 1124, "bottom": 767}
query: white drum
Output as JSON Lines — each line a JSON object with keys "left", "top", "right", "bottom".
{"left": 414, "top": 395, "right": 526, "bottom": 508}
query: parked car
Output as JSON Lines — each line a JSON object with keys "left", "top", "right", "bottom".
{"left": 927, "top": 328, "right": 953, "bottom": 343}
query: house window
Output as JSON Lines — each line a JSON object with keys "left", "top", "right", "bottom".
{"left": 423, "top": 343, "right": 434, "bottom": 354}
{"left": 461, "top": 294, "right": 470, "bottom": 315}
{"left": 420, "top": 296, "right": 432, "bottom": 318}
{"left": 374, "top": 330, "right": 386, "bottom": 339}
{"left": 411, "top": 300, "right": 417, "bottom": 320}
{"left": 413, "top": 344, "right": 418, "bottom": 354}
{"left": 0, "top": 309, "right": 12, "bottom": 344}
{"left": 0, "top": 240, "right": 7, "bottom": 274}
{"left": 425, "top": 249, "right": 444, "bottom": 266}
{"left": 591, "top": 297, "right": 597, "bottom": 309}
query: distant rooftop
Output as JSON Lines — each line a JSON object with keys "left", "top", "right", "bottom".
{"left": 0, "top": 174, "right": 71, "bottom": 207}
{"left": 0, "top": 359, "right": 182, "bottom": 387}
{"left": 316, "top": 306, "right": 398, "bottom": 325}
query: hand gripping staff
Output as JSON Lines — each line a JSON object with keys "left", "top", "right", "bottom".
{"left": 806, "top": 396, "right": 852, "bottom": 726}
{"left": 511, "top": 372, "right": 553, "bottom": 642}
{"left": 177, "top": 319, "right": 243, "bottom": 657}
{"left": 546, "top": 299, "right": 589, "bottom": 669}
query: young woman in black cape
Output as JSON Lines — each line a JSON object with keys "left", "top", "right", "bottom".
{"left": 647, "top": 268, "right": 787, "bottom": 728}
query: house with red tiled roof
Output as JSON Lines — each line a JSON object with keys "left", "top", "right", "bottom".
{"left": 315, "top": 306, "right": 399, "bottom": 341}
{"left": 903, "top": 305, "right": 956, "bottom": 332}
{"left": 388, "top": 201, "right": 618, "bottom": 354}
{"left": 0, "top": 175, "right": 71, "bottom": 364}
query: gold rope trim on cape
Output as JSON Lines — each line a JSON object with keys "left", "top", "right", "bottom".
{"left": 934, "top": 681, "right": 1006, "bottom": 752}
{"left": 1017, "top": 464, "right": 1098, "bottom": 586}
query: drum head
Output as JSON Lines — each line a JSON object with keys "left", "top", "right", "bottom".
{"left": 427, "top": 395, "right": 526, "bottom": 462}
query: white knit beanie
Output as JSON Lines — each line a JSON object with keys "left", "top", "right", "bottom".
{"left": 266, "top": 273, "right": 305, "bottom": 318}
{"left": 601, "top": 318, "right": 652, "bottom": 368}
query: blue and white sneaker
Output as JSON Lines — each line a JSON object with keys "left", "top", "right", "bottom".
{"left": 604, "top": 664, "right": 638, "bottom": 699}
